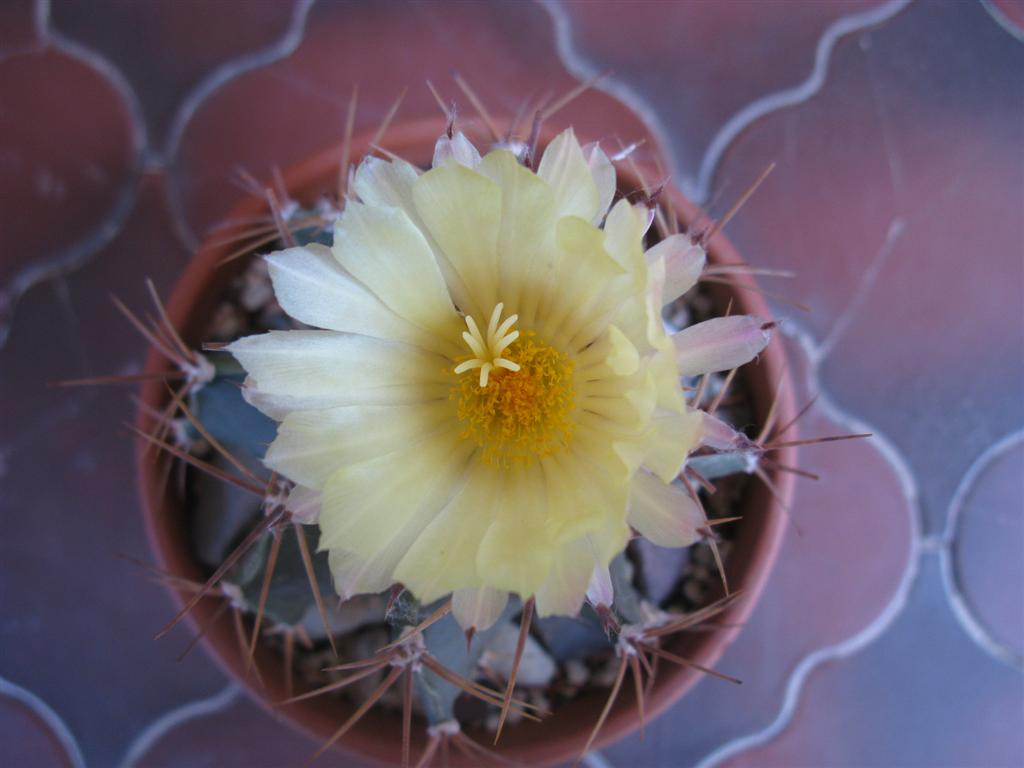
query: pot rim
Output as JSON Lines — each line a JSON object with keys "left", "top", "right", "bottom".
{"left": 136, "top": 115, "right": 795, "bottom": 767}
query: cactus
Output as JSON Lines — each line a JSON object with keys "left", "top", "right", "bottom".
{"left": 76, "top": 79, "right": 871, "bottom": 767}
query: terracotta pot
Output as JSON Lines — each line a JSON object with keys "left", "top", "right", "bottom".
{"left": 137, "top": 117, "right": 794, "bottom": 767}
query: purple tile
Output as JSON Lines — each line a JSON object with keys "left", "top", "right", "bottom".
{"left": 950, "top": 435, "right": 1024, "bottom": 663}
{"left": 721, "top": 557, "right": 1024, "bottom": 768}
{"left": 708, "top": 0, "right": 1024, "bottom": 534}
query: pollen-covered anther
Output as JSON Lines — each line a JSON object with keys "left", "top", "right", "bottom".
{"left": 454, "top": 303, "right": 521, "bottom": 387}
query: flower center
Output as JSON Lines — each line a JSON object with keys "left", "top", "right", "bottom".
{"left": 453, "top": 305, "right": 575, "bottom": 466}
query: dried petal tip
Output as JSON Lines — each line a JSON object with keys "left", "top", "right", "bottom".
{"left": 699, "top": 411, "right": 754, "bottom": 452}
{"left": 585, "top": 563, "right": 614, "bottom": 609}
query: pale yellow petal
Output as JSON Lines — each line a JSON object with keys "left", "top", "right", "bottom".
{"left": 558, "top": 200, "right": 651, "bottom": 350}
{"left": 462, "top": 463, "right": 614, "bottom": 601}
{"left": 229, "top": 331, "right": 451, "bottom": 417}
{"left": 628, "top": 469, "right": 703, "bottom": 548}
{"left": 328, "top": 547, "right": 396, "bottom": 599}
{"left": 540, "top": 215, "right": 626, "bottom": 347}
{"left": 534, "top": 536, "right": 594, "bottom": 618}
{"left": 642, "top": 407, "right": 704, "bottom": 483}
{"left": 352, "top": 154, "right": 419, "bottom": 210}
{"left": 393, "top": 464, "right": 499, "bottom": 602}
{"left": 352, "top": 155, "right": 475, "bottom": 312}
{"left": 451, "top": 586, "right": 508, "bottom": 632}
{"left": 575, "top": 325, "right": 640, "bottom": 378}
{"left": 318, "top": 429, "right": 473, "bottom": 557}
{"left": 602, "top": 198, "right": 647, "bottom": 276}
{"left": 582, "top": 141, "right": 616, "bottom": 224}
{"left": 413, "top": 163, "right": 501, "bottom": 319}
{"left": 332, "top": 201, "right": 458, "bottom": 338}
{"left": 537, "top": 128, "right": 600, "bottom": 222}
{"left": 265, "top": 401, "right": 454, "bottom": 489}
{"left": 477, "top": 148, "right": 557, "bottom": 325}
{"left": 265, "top": 244, "right": 443, "bottom": 350}
{"left": 577, "top": 365, "right": 657, "bottom": 433}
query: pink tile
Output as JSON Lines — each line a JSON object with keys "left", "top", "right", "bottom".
{"left": 603, "top": 332, "right": 916, "bottom": 765}
{"left": 0, "top": 47, "right": 137, "bottom": 345}
{"left": 173, "top": 0, "right": 652, "bottom": 244}
{"left": 49, "top": 0, "right": 300, "bottom": 148}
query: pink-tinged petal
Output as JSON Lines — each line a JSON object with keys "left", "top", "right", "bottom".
{"left": 586, "top": 560, "right": 614, "bottom": 608}
{"left": 646, "top": 233, "right": 706, "bottom": 304}
{"left": 452, "top": 586, "right": 509, "bottom": 633}
{"left": 283, "top": 484, "right": 320, "bottom": 525}
{"left": 700, "top": 410, "right": 753, "bottom": 451}
{"left": 672, "top": 315, "right": 772, "bottom": 376}
{"left": 582, "top": 141, "right": 616, "bottom": 223}
{"left": 627, "top": 470, "right": 703, "bottom": 548}
{"left": 432, "top": 131, "right": 481, "bottom": 169}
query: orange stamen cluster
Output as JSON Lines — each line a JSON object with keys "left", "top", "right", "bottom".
{"left": 453, "top": 328, "right": 575, "bottom": 466}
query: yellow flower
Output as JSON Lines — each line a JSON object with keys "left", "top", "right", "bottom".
{"left": 228, "top": 129, "right": 770, "bottom": 627}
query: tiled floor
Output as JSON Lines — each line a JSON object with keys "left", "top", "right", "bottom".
{"left": 1, "top": 1, "right": 1021, "bottom": 766}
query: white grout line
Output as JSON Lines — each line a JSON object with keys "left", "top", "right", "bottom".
{"left": 161, "top": 0, "right": 318, "bottom": 251}
{"left": 0, "top": 675, "right": 87, "bottom": 768}
{"left": 695, "top": 323, "right": 923, "bottom": 768}
{"left": 542, "top": 0, "right": 913, "bottom": 205}
{"left": 939, "top": 429, "right": 1024, "bottom": 671}
{"left": 582, "top": 750, "right": 617, "bottom": 768}
{"left": 116, "top": 683, "right": 241, "bottom": 768}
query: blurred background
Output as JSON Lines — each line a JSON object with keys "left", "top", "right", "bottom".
{"left": 1, "top": 1, "right": 1021, "bottom": 766}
